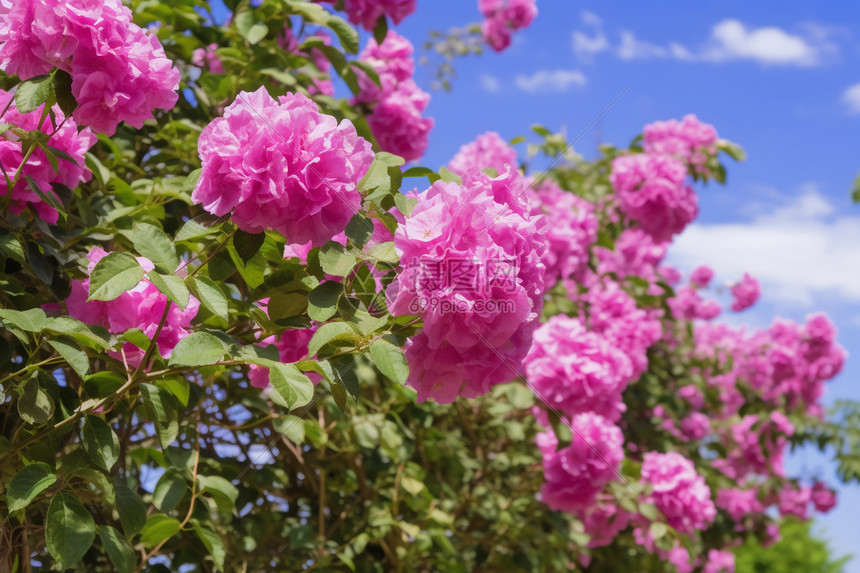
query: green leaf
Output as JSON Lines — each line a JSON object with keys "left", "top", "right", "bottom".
{"left": 246, "top": 22, "right": 268, "bottom": 44}
{"left": 308, "top": 281, "right": 343, "bottom": 322}
{"left": 155, "top": 377, "right": 190, "bottom": 407}
{"left": 267, "top": 292, "right": 307, "bottom": 321}
{"left": 7, "top": 462, "right": 57, "bottom": 512}
{"left": 372, "top": 14, "right": 388, "bottom": 46}
{"left": 194, "top": 524, "right": 226, "bottom": 571}
{"left": 18, "top": 374, "right": 54, "bottom": 425}
{"left": 328, "top": 14, "right": 360, "bottom": 54}
{"left": 49, "top": 336, "right": 89, "bottom": 377}
{"left": 140, "top": 384, "right": 180, "bottom": 448}
{"left": 83, "top": 371, "right": 125, "bottom": 399}
{"left": 140, "top": 514, "right": 181, "bottom": 548}
{"left": 45, "top": 493, "right": 96, "bottom": 569}
{"left": 345, "top": 214, "right": 374, "bottom": 247}
{"left": 53, "top": 69, "right": 77, "bottom": 116}
{"left": 307, "top": 322, "right": 360, "bottom": 357}
{"left": 113, "top": 479, "right": 147, "bottom": 537}
{"left": 153, "top": 470, "right": 187, "bottom": 512}
{"left": 82, "top": 416, "right": 120, "bottom": 472}
{"left": 393, "top": 193, "right": 418, "bottom": 217}
{"left": 369, "top": 339, "right": 408, "bottom": 384}
{"left": 186, "top": 276, "right": 228, "bottom": 320}
{"left": 99, "top": 526, "right": 136, "bottom": 573}
{"left": 15, "top": 74, "right": 54, "bottom": 114}
{"left": 168, "top": 332, "right": 228, "bottom": 367}
{"left": 268, "top": 362, "right": 314, "bottom": 410}
{"left": 438, "top": 166, "right": 462, "bottom": 184}
{"left": 0, "top": 233, "right": 25, "bottom": 263}
{"left": 0, "top": 307, "right": 48, "bottom": 332}
{"left": 127, "top": 223, "right": 179, "bottom": 273}
{"left": 87, "top": 252, "right": 144, "bottom": 302}
{"left": 367, "top": 242, "right": 398, "bottom": 265}
{"left": 272, "top": 415, "right": 306, "bottom": 444}
{"left": 198, "top": 475, "right": 239, "bottom": 517}
{"left": 319, "top": 242, "right": 357, "bottom": 277}
{"left": 149, "top": 273, "right": 190, "bottom": 311}
{"left": 175, "top": 213, "right": 224, "bottom": 242}
{"left": 25, "top": 176, "right": 63, "bottom": 214}
{"left": 45, "top": 317, "right": 110, "bottom": 350}
{"left": 649, "top": 521, "right": 668, "bottom": 541}
{"left": 232, "top": 230, "right": 266, "bottom": 264}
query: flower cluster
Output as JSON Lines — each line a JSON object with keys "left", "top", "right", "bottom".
{"left": 0, "top": 0, "right": 180, "bottom": 135}
{"left": 63, "top": 247, "right": 199, "bottom": 368}
{"left": 192, "top": 43, "right": 224, "bottom": 74}
{"left": 610, "top": 153, "right": 698, "bottom": 242}
{"left": 643, "top": 114, "right": 718, "bottom": 174}
{"left": 387, "top": 166, "right": 546, "bottom": 402}
{"left": 447, "top": 131, "right": 518, "bottom": 176}
{"left": 355, "top": 31, "right": 433, "bottom": 162}
{"left": 478, "top": 0, "right": 538, "bottom": 52}
{"left": 730, "top": 272, "right": 761, "bottom": 311}
{"left": 640, "top": 451, "right": 716, "bottom": 534}
{"left": 192, "top": 87, "right": 374, "bottom": 246}
{"left": 0, "top": 90, "right": 95, "bottom": 224}
{"left": 337, "top": 0, "right": 417, "bottom": 31}
{"left": 538, "top": 412, "right": 624, "bottom": 512}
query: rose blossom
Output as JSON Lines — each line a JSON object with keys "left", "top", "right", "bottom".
{"left": 192, "top": 87, "right": 373, "bottom": 246}
{"left": 641, "top": 451, "right": 716, "bottom": 534}
{"left": 730, "top": 273, "right": 760, "bottom": 312}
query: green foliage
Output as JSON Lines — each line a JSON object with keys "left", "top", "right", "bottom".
{"left": 734, "top": 519, "right": 850, "bottom": 573}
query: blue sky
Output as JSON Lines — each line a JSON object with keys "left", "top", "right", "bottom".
{"left": 215, "top": 0, "right": 860, "bottom": 566}
{"left": 396, "top": 1, "right": 860, "bottom": 567}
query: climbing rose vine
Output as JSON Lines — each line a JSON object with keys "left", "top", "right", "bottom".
{"left": 0, "top": 1, "right": 856, "bottom": 572}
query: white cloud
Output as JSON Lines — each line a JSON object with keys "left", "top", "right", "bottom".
{"left": 572, "top": 11, "right": 609, "bottom": 61}
{"left": 843, "top": 82, "right": 860, "bottom": 115}
{"left": 697, "top": 19, "right": 820, "bottom": 66}
{"left": 617, "top": 31, "right": 668, "bottom": 60}
{"left": 479, "top": 74, "right": 500, "bottom": 94}
{"left": 570, "top": 15, "right": 836, "bottom": 67}
{"left": 669, "top": 189, "right": 860, "bottom": 306}
{"left": 514, "top": 69, "right": 587, "bottom": 94}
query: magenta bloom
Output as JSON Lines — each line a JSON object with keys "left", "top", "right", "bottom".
{"left": 703, "top": 550, "right": 735, "bottom": 573}
{"left": 526, "top": 180, "right": 598, "bottom": 283}
{"left": 192, "top": 43, "right": 224, "bottom": 74}
{"left": 0, "top": 90, "right": 95, "bottom": 224}
{"left": 716, "top": 488, "right": 763, "bottom": 522}
{"left": 342, "top": 0, "right": 417, "bottom": 30}
{"left": 193, "top": 88, "right": 373, "bottom": 246}
{"left": 690, "top": 264, "right": 714, "bottom": 288}
{"left": 0, "top": 0, "right": 180, "bottom": 135}
{"left": 524, "top": 315, "right": 633, "bottom": 421}
{"left": 367, "top": 80, "right": 434, "bottom": 163}
{"left": 810, "top": 481, "right": 837, "bottom": 513}
{"left": 595, "top": 228, "right": 668, "bottom": 285}
{"left": 64, "top": 247, "right": 199, "bottom": 368}
{"left": 478, "top": 0, "right": 538, "bottom": 52}
{"left": 387, "top": 166, "right": 546, "bottom": 402}
{"left": 355, "top": 32, "right": 433, "bottom": 162}
{"left": 611, "top": 153, "right": 698, "bottom": 242}
{"left": 669, "top": 285, "right": 722, "bottom": 321}
{"left": 730, "top": 273, "right": 761, "bottom": 311}
{"left": 448, "top": 131, "right": 518, "bottom": 176}
{"left": 643, "top": 114, "right": 718, "bottom": 174}
{"left": 641, "top": 451, "right": 716, "bottom": 534}
{"left": 778, "top": 485, "right": 812, "bottom": 520}
{"left": 538, "top": 412, "right": 624, "bottom": 512}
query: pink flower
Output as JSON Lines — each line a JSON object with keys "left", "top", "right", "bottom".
{"left": 192, "top": 87, "right": 374, "bottom": 246}
{"left": 192, "top": 43, "right": 224, "bottom": 74}
{"left": 716, "top": 488, "right": 763, "bottom": 522}
{"left": 641, "top": 451, "right": 716, "bottom": 534}
{"left": 811, "top": 481, "right": 837, "bottom": 513}
{"left": 595, "top": 228, "right": 668, "bottom": 285}
{"left": 703, "top": 550, "right": 735, "bottom": 573}
{"left": 690, "top": 265, "right": 714, "bottom": 287}
{"left": 524, "top": 315, "right": 632, "bottom": 421}
{"left": 367, "top": 80, "right": 434, "bottom": 162}
{"left": 539, "top": 412, "right": 624, "bottom": 512}
{"left": 0, "top": 90, "right": 95, "bottom": 224}
{"left": 576, "top": 496, "right": 632, "bottom": 547}
{"left": 778, "top": 485, "right": 811, "bottom": 520}
{"left": 478, "top": 0, "right": 538, "bottom": 52}
{"left": 678, "top": 385, "right": 704, "bottom": 410}
{"left": 341, "top": 0, "right": 417, "bottom": 30}
{"left": 643, "top": 115, "right": 718, "bottom": 175}
{"left": 387, "top": 166, "right": 546, "bottom": 402}
{"left": 64, "top": 247, "right": 199, "bottom": 368}
{"left": 448, "top": 131, "right": 518, "bottom": 176}
{"left": 611, "top": 153, "right": 698, "bottom": 242}
{"left": 669, "top": 285, "right": 722, "bottom": 321}
{"left": 526, "top": 179, "right": 598, "bottom": 283}
{"left": 0, "top": 0, "right": 180, "bottom": 135}
{"left": 730, "top": 273, "right": 760, "bottom": 311}
{"left": 680, "top": 412, "right": 711, "bottom": 441}
{"left": 354, "top": 32, "right": 433, "bottom": 162}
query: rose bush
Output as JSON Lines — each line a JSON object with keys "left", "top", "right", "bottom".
{"left": 0, "top": 1, "right": 858, "bottom": 572}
